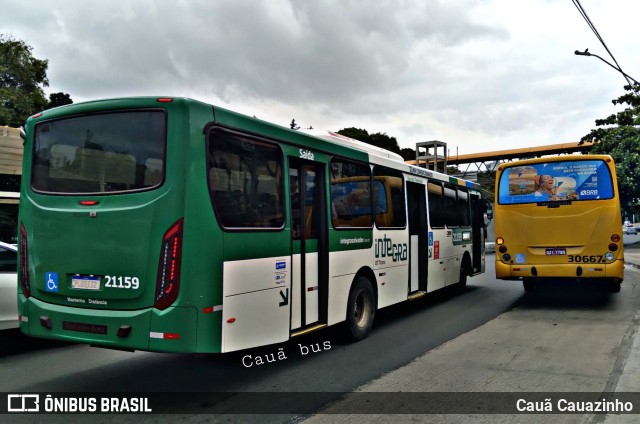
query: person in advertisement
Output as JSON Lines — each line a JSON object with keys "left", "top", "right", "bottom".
{"left": 534, "top": 175, "right": 559, "bottom": 199}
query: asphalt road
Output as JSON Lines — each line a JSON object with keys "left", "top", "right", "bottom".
{"left": 0, "top": 257, "right": 526, "bottom": 423}
{"left": 305, "top": 262, "right": 640, "bottom": 424}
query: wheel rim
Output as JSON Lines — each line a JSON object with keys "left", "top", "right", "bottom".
{"left": 354, "top": 289, "right": 371, "bottom": 328}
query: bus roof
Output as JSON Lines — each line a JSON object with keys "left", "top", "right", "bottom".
{"left": 497, "top": 154, "right": 614, "bottom": 169}
{"left": 28, "top": 97, "right": 480, "bottom": 190}
{"left": 299, "top": 129, "right": 405, "bottom": 162}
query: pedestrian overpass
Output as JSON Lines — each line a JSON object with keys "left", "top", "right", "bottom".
{"left": 408, "top": 140, "right": 595, "bottom": 180}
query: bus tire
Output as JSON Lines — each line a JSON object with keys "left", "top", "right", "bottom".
{"left": 608, "top": 280, "right": 621, "bottom": 293}
{"left": 523, "top": 279, "right": 536, "bottom": 292}
{"left": 345, "top": 276, "right": 376, "bottom": 341}
{"left": 457, "top": 256, "right": 470, "bottom": 292}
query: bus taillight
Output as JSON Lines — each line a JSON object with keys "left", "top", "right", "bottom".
{"left": 19, "top": 222, "right": 31, "bottom": 298}
{"left": 154, "top": 218, "right": 184, "bottom": 310}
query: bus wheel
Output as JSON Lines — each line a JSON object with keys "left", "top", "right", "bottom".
{"left": 608, "top": 280, "right": 621, "bottom": 293}
{"left": 523, "top": 279, "right": 536, "bottom": 292}
{"left": 457, "top": 258, "right": 470, "bottom": 292}
{"left": 346, "top": 276, "right": 375, "bottom": 341}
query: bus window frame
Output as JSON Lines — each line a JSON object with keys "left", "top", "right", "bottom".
{"left": 372, "top": 165, "right": 407, "bottom": 230}
{"left": 456, "top": 188, "right": 471, "bottom": 228}
{"left": 205, "top": 126, "right": 286, "bottom": 232}
{"left": 30, "top": 108, "right": 168, "bottom": 196}
{"left": 443, "top": 182, "right": 459, "bottom": 229}
{"left": 428, "top": 180, "right": 471, "bottom": 230}
{"left": 329, "top": 157, "right": 374, "bottom": 230}
{"left": 496, "top": 159, "right": 615, "bottom": 206}
{"left": 427, "top": 180, "right": 445, "bottom": 229}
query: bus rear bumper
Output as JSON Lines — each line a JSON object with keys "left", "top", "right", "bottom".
{"left": 18, "top": 295, "right": 198, "bottom": 353}
{"left": 495, "top": 259, "right": 624, "bottom": 282}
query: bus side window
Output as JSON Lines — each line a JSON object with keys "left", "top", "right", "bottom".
{"left": 330, "top": 159, "right": 373, "bottom": 228}
{"left": 373, "top": 181, "right": 388, "bottom": 226}
{"left": 206, "top": 129, "right": 284, "bottom": 229}
{"left": 457, "top": 189, "right": 470, "bottom": 227}
{"left": 443, "top": 184, "right": 457, "bottom": 228}
{"left": 373, "top": 166, "right": 406, "bottom": 229}
{"left": 428, "top": 182, "right": 444, "bottom": 228}
{"left": 290, "top": 171, "right": 302, "bottom": 238}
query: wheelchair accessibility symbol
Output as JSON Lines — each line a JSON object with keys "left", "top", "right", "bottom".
{"left": 45, "top": 272, "right": 59, "bottom": 292}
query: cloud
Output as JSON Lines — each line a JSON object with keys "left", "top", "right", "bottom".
{"left": 3, "top": 0, "right": 639, "bottom": 154}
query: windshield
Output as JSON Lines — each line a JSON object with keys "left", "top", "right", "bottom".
{"left": 497, "top": 159, "right": 614, "bottom": 205}
{"left": 32, "top": 110, "right": 166, "bottom": 194}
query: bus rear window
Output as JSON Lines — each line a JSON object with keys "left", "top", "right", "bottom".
{"left": 32, "top": 110, "right": 166, "bottom": 194}
{"left": 497, "top": 159, "right": 614, "bottom": 205}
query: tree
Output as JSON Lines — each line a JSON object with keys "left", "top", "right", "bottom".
{"left": 0, "top": 34, "right": 49, "bottom": 126}
{"left": 290, "top": 119, "right": 300, "bottom": 130}
{"left": 400, "top": 147, "right": 416, "bottom": 161}
{"left": 581, "top": 84, "right": 640, "bottom": 214}
{"left": 476, "top": 170, "right": 497, "bottom": 203}
{"left": 48, "top": 92, "right": 73, "bottom": 108}
{"left": 337, "top": 127, "right": 369, "bottom": 142}
{"left": 336, "top": 127, "right": 404, "bottom": 156}
{"left": 368, "top": 132, "right": 402, "bottom": 154}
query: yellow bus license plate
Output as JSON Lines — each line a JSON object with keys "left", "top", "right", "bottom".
{"left": 545, "top": 249, "right": 567, "bottom": 256}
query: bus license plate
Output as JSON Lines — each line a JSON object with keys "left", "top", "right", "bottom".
{"left": 71, "top": 275, "right": 101, "bottom": 290}
{"left": 545, "top": 248, "right": 567, "bottom": 256}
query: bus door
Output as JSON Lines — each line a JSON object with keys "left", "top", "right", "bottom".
{"left": 289, "top": 159, "right": 328, "bottom": 332}
{"left": 470, "top": 192, "right": 485, "bottom": 274}
{"left": 407, "top": 182, "right": 428, "bottom": 293}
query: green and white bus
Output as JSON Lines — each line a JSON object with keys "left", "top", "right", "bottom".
{"left": 18, "top": 97, "right": 485, "bottom": 353}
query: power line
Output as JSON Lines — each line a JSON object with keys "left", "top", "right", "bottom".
{"left": 570, "top": 0, "right": 635, "bottom": 88}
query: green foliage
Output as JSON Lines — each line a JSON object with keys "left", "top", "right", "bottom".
{"left": 0, "top": 174, "right": 21, "bottom": 192}
{"left": 368, "top": 132, "right": 401, "bottom": 154}
{"left": 582, "top": 84, "right": 640, "bottom": 213}
{"left": 337, "top": 127, "right": 409, "bottom": 158}
{"left": 0, "top": 34, "right": 49, "bottom": 127}
{"left": 476, "top": 170, "right": 497, "bottom": 203}
{"left": 336, "top": 128, "right": 418, "bottom": 160}
{"left": 48, "top": 92, "right": 73, "bottom": 108}
{"left": 446, "top": 165, "right": 461, "bottom": 175}
{"left": 400, "top": 147, "right": 416, "bottom": 161}
{"left": 336, "top": 127, "right": 369, "bottom": 142}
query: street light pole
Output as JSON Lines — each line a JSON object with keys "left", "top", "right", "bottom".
{"left": 574, "top": 49, "right": 640, "bottom": 87}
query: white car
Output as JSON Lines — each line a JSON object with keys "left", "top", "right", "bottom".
{"left": 0, "top": 241, "right": 18, "bottom": 330}
{"left": 623, "top": 221, "right": 638, "bottom": 235}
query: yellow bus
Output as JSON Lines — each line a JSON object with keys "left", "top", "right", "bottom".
{"left": 494, "top": 155, "right": 624, "bottom": 292}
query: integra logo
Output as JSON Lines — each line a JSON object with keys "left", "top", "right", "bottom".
{"left": 374, "top": 234, "right": 408, "bottom": 262}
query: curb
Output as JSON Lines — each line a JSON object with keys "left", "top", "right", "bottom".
{"left": 624, "top": 260, "right": 640, "bottom": 270}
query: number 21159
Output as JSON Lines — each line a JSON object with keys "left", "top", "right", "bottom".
{"left": 105, "top": 276, "right": 140, "bottom": 289}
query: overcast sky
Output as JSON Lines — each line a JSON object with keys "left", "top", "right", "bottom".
{"left": 4, "top": 0, "right": 639, "bottom": 155}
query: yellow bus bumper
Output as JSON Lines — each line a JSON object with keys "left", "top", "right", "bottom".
{"left": 495, "top": 259, "right": 624, "bottom": 281}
